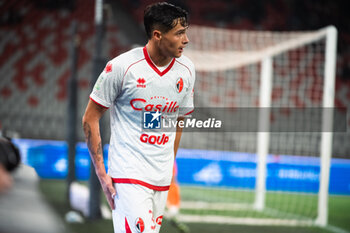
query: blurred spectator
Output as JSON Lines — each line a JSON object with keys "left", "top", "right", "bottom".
{"left": 0, "top": 137, "right": 21, "bottom": 193}
{"left": 0, "top": 137, "right": 66, "bottom": 233}
{"left": 0, "top": 163, "right": 12, "bottom": 193}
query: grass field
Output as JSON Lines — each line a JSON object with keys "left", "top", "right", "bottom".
{"left": 39, "top": 180, "right": 350, "bottom": 233}
{"left": 180, "top": 186, "right": 319, "bottom": 219}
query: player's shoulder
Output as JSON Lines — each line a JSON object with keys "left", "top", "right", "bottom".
{"left": 175, "top": 54, "right": 195, "bottom": 76}
{"left": 176, "top": 54, "right": 194, "bottom": 67}
{"left": 109, "top": 47, "right": 144, "bottom": 70}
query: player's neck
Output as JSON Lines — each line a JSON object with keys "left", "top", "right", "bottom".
{"left": 145, "top": 42, "right": 173, "bottom": 67}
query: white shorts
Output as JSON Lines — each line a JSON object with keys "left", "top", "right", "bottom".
{"left": 112, "top": 183, "right": 168, "bottom": 233}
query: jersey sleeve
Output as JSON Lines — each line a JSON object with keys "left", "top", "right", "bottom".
{"left": 179, "top": 63, "right": 195, "bottom": 116}
{"left": 90, "top": 60, "right": 123, "bottom": 108}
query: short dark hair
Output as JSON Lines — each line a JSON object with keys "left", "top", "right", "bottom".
{"left": 144, "top": 2, "right": 188, "bottom": 39}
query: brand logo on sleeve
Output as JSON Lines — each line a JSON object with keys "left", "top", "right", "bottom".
{"left": 105, "top": 63, "right": 112, "bottom": 73}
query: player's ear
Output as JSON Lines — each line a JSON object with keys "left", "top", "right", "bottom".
{"left": 153, "top": 30, "right": 162, "bottom": 41}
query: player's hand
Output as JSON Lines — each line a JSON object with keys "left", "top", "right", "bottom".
{"left": 0, "top": 164, "right": 13, "bottom": 193}
{"left": 98, "top": 173, "right": 116, "bottom": 210}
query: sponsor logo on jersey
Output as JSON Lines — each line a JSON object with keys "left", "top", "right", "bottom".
{"left": 140, "top": 133, "right": 169, "bottom": 145}
{"left": 143, "top": 111, "right": 161, "bottom": 129}
{"left": 130, "top": 98, "right": 179, "bottom": 113}
{"left": 137, "top": 78, "right": 146, "bottom": 88}
{"left": 135, "top": 217, "right": 145, "bottom": 233}
{"left": 176, "top": 77, "right": 184, "bottom": 93}
{"left": 156, "top": 216, "right": 163, "bottom": 225}
{"left": 105, "top": 62, "right": 112, "bottom": 73}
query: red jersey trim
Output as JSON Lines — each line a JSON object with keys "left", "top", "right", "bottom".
{"left": 112, "top": 178, "right": 170, "bottom": 191}
{"left": 89, "top": 96, "right": 109, "bottom": 109}
{"left": 185, "top": 109, "right": 194, "bottom": 115}
{"left": 143, "top": 46, "right": 175, "bottom": 77}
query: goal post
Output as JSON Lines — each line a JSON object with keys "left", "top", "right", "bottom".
{"left": 316, "top": 26, "right": 337, "bottom": 227}
{"left": 179, "top": 25, "right": 338, "bottom": 227}
{"left": 254, "top": 56, "right": 273, "bottom": 211}
{"left": 253, "top": 26, "right": 338, "bottom": 226}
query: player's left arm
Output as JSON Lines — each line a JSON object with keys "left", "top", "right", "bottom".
{"left": 174, "top": 116, "right": 184, "bottom": 157}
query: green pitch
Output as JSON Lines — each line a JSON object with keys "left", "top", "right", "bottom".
{"left": 180, "top": 186, "right": 319, "bottom": 219}
{"left": 39, "top": 180, "right": 350, "bottom": 233}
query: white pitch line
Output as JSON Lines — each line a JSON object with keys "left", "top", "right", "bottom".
{"left": 177, "top": 214, "right": 350, "bottom": 233}
{"left": 178, "top": 214, "right": 314, "bottom": 226}
{"left": 181, "top": 201, "right": 252, "bottom": 211}
{"left": 325, "top": 225, "right": 350, "bottom": 233}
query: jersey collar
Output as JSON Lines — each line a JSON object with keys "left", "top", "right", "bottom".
{"left": 143, "top": 46, "right": 175, "bottom": 77}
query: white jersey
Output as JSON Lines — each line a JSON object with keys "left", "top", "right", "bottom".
{"left": 90, "top": 47, "right": 195, "bottom": 190}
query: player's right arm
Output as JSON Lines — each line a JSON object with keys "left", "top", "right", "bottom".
{"left": 84, "top": 58, "right": 124, "bottom": 209}
{"left": 82, "top": 99, "right": 116, "bottom": 209}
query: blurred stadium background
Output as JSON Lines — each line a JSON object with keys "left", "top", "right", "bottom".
{"left": 0, "top": 0, "right": 349, "bottom": 233}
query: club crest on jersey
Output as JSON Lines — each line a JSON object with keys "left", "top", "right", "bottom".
{"left": 105, "top": 62, "right": 112, "bottom": 73}
{"left": 176, "top": 77, "right": 183, "bottom": 93}
{"left": 135, "top": 217, "right": 145, "bottom": 233}
{"left": 137, "top": 78, "right": 146, "bottom": 88}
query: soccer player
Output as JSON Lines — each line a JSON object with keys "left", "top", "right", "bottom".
{"left": 82, "top": 2, "right": 195, "bottom": 233}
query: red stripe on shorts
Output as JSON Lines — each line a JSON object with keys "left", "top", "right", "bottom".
{"left": 125, "top": 217, "right": 132, "bottom": 233}
{"left": 112, "top": 178, "right": 170, "bottom": 191}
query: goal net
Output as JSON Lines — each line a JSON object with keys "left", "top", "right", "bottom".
{"left": 177, "top": 25, "right": 338, "bottom": 227}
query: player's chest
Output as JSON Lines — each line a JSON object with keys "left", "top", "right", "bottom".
{"left": 122, "top": 69, "right": 188, "bottom": 103}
